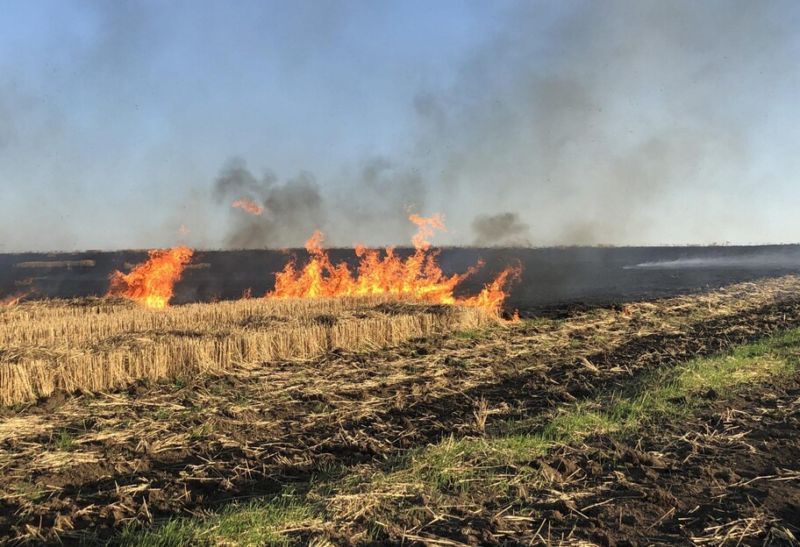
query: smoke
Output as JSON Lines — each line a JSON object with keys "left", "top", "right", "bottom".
{"left": 211, "top": 0, "right": 799, "bottom": 248}
{"left": 212, "top": 155, "right": 429, "bottom": 248}
{"left": 214, "top": 159, "right": 324, "bottom": 248}
{"left": 328, "top": 158, "right": 428, "bottom": 247}
{"left": 2, "top": 1, "right": 799, "bottom": 251}
{"left": 405, "top": 0, "right": 798, "bottom": 246}
{"left": 627, "top": 250, "right": 800, "bottom": 270}
{"left": 472, "top": 213, "right": 531, "bottom": 247}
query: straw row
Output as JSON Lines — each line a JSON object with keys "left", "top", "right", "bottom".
{"left": 0, "top": 297, "right": 489, "bottom": 406}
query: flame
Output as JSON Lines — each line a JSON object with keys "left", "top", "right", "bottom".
{"left": 232, "top": 198, "right": 264, "bottom": 216}
{"left": 408, "top": 213, "right": 445, "bottom": 250}
{"left": 268, "top": 215, "right": 520, "bottom": 316}
{"left": 1, "top": 291, "right": 30, "bottom": 307}
{"left": 462, "top": 264, "right": 522, "bottom": 317}
{"left": 107, "top": 246, "right": 193, "bottom": 309}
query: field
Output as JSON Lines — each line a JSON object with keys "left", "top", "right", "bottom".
{"left": 1, "top": 274, "right": 800, "bottom": 544}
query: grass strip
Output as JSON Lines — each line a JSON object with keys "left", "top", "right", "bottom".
{"left": 119, "top": 492, "right": 317, "bottom": 547}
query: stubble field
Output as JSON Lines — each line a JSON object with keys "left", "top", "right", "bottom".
{"left": 1, "top": 276, "right": 799, "bottom": 545}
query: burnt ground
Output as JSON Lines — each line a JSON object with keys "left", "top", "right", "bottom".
{"left": 3, "top": 245, "right": 800, "bottom": 311}
{"left": 1, "top": 278, "right": 800, "bottom": 544}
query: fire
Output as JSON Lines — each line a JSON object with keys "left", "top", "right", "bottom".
{"left": 408, "top": 213, "right": 445, "bottom": 250}
{"left": 232, "top": 198, "right": 264, "bottom": 216}
{"left": 462, "top": 264, "right": 522, "bottom": 317}
{"left": 268, "top": 215, "right": 520, "bottom": 317}
{"left": 1, "top": 291, "right": 29, "bottom": 307}
{"left": 107, "top": 246, "right": 193, "bottom": 309}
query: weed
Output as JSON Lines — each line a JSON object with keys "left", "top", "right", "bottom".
{"left": 53, "top": 429, "right": 74, "bottom": 451}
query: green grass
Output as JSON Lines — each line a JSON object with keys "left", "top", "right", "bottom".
{"left": 120, "top": 492, "right": 317, "bottom": 547}
{"left": 53, "top": 429, "right": 75, "bottom": 451}
{"left": 342, "top": 326, "right": 800, "bottom": 508}
{"left": 188, "top": 422, "right": 215, "bottom": 441}
{"left": 452, "top": 329, "right": 483, "bottom": 340}
{"left": 117, "top": 327, "right": 800, "bottom": 546}
{"left": 6, "top": 481, "right": 47, "bottom": 503}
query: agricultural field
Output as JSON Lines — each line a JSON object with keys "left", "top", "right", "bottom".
{"left": 6, "top": 1, "right": 800, "bottom": 545}
{"left": 1, "top": 274, "right": 800, "bottom": 545}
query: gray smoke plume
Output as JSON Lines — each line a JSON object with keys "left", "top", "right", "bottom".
{"left": 1, "top": 1, "right": 798, "bottom": 251}
{"left": 329, "top": 157, "right": 428, "bottom": 247}
{"left": 214, "top": 159, "right": 324, "bottom": 248}
{"left": 472, "top": 213, "right": 531, "bottom": 247}
{"left": 211, "top": 0, "right": 797, "bottom": 248}
{"left": 212, "top": 155, "right": 429, "bottom": 249}
{"left": 404, "top": 0, "right": 794, "bottom": 246}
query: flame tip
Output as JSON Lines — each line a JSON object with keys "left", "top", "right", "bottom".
{"left": 232, "top": 198, "right": 264, "bottom": 216}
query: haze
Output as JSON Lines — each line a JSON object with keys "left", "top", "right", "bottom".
{"left": 1, "top": 0, "right": 799, "bottom": 251}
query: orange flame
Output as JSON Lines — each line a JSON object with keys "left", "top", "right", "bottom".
{"left": 1, "top": 291, "right": 30, "bottom": 307}
{"left": 232, "top": 199, "right": 264, "bottom": 216}
{"left": 268, "top": 215, "right": 520, "bottom": 317}
{"left": 408, "top": 212, "right": 445, "bottom": 250}
{"left": 462, "top": 264, "right": 522, "bottom": 317}
{"left": 107, "top": 246, "right": 193, "bottom": 309}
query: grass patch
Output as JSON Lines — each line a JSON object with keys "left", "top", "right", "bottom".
{"left": 7, "top": 482, "right": 47, "bottom": 503}
{"left": 188, "top": 422, "right": 215, "bottom": 441}
{"left": 53, "top": 429, "right": 75, "bottom": 451}
{"left": 452, "top": 329, "right": 482, "bottom": 340}
{"left": 120, "top": 491, "right": 317, "bottom": 547}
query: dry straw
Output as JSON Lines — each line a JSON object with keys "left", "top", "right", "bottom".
{"left": 0, "top": 296, "right": 490, "bottom": 406}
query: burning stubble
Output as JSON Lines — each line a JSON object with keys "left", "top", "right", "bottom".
{"left": 269, "top": 214, "right": 521, "bottom": 317}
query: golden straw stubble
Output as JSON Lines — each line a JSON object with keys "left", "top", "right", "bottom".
{"left": 0, "top": 296, "right": 492, "bottom": 406}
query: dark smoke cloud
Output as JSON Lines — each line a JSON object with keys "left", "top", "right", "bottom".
{"left": 211, "top": 154, "right": 429, "bottom": 248}
{"left": 213, "top": 160, "right": 273, "bottom": 203}
{"left": 214, "top": 159, "right": 324, "bottom": 248}
{"left": 472, "top": 213, "right": 531, "bottom": 246}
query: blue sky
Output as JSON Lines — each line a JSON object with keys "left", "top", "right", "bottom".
{"left": 1, "top": 1, "right": 799, "bottom": 250}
